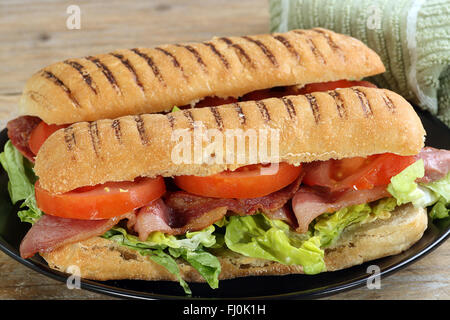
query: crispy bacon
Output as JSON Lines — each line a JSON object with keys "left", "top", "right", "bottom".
{"left": 6, "top": 116, "right": 41, "bottom": 162}
{"left": 165, "top": 177, "right": 300, "bottom": 223}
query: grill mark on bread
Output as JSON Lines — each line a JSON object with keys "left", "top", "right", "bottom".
{"left": 166, "top": 114, "right": 175, "bottom": 129}
{"left": 26, "top": 90, "right": 51, "bottom": 109}
{"left": 233, "top": 102, "right": 246, "bottom": 126}
{"left": 64, "top": 126, "right": 76, "bottom": 151}
{"left": 183, "top": 110, "right": 195, "bottom": 129}
{"left": 203, "top": 42, "right": 230, "bottom": 69}
{"left": 305, "top": 94, "right": 320, "bottom": 123}
{"left": 63, "top": 60, "right": 97, "bottom": 94}
{"left": 88, "top": 121, "right": 100, "bottom": 156}
{"left": 352, "top": 88, "right": 372, "bottom": 116}
{"left": 85, "top": 56, "right": 121, "bottom": 95}
{"left": 130, "top": 48, "right": 166, "bottom": 86}
{"left": 218, "top": 37, "right": 255, "bottom": 68}
{"left": 242, "top": 36, "right": 278, "bottom": 66}
{"left": 177, "top": 44, "right": 207, "bottom": 72}
{"left": 293, "top": 31, "right": 326, "bottom": 64}
{"left": 134, "top": 115, "right": 148, "bottom": 145}
{"left": 272, "top": 35, "right": 300, "bottom": 61}
{"left": 41, "top": 71, "right": 80, "bottom": 108}
{"left": 210, "top": 107, "right": 224, "bottom": 131}
{"left": 328, "top": 90, "right": 346, "bottom": 118}
{"left": 110, "top": 53, "right": 145, "bottom": 92}
{"left": 155, "top": 47, "right": 187, "bottom": 79}
{"left": 281, "top": 97, "right": 296, "bottom": 119}
{"left": 382, "top": 93, "right": 396, "bottom": 112}
{"left": 111, "top": 119, "right": 122, "bottom": 143}
{"left": 255, "top": 100, "right": 271, "bottom": 122}
{"left": 312, "top": 28, "right": 341, "bottom": 51}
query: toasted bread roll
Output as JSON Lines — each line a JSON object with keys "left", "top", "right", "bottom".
{"left": 34, "top": 87, "right": 425, "bottom": 194}
{"left": 41, "top": 204, "right": 427, "bottom": 282}
{"left": 19, "top": 28, "right": 385, "bottom": 124}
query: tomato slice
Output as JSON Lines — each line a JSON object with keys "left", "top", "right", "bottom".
{"left": 297, "top": 80, "right": 377, "bottom": 94}
{"left": 174, "top": 163, "right": 303, "bottom": 199}
{"left": 35, "top": 177, "right": 166, "bottom": 220}
{"left": 29, "top": 121, "right": 69, "bottom": 155}
{"left": 303, "top": 153, "right": 416, "bottom": 191}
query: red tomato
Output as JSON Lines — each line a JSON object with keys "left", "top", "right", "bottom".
{"left": 174, "top": 163, "right": 303, "bottom": 199}
{"left": 29, "top": 121, "right": 69, "bottom": 155}
{"left": 35, "top": 177, "right": 166, "bottom": 220}
{"left": 303, "top": 154, "right": 416, "bottom": 191}
{"left": 297, "top": 80, "right": 377, "bottom": 94}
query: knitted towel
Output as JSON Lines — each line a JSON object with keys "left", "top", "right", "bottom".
{"left": 269, "top": 0, "right": 450, "bottom": 127}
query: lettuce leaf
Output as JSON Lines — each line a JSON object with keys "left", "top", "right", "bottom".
{"left": 429, "top": 197, "right": 449, "bottom": 220}
{"left": 313, "top": 198, "right": 397, "bottom": 248}
{"left": 387, "top": 160, "right": 432, "bottom": 207}
{"left": 102, "top": 226, "right": 221, "bottom": 294}
{"left": 169, "top": 247, "right": 221, "bottom": 289}
{"left": 0, "top": 140, "right": 42, "bottom": 224}
{"left": 145, "top": 249, "right": 192, "bottom": 295}
{"left": 387, "top": 160, "right": 450, "bottom": 220}
{"left": 425, "top": 173, "right": 450, "bottom": 203}
{"left": 224, "top": 214, "right": 325, "bottom": 274}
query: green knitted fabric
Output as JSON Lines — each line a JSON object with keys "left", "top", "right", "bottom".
{"left": 269, "top": 0, "right": 450, "bottom": 127}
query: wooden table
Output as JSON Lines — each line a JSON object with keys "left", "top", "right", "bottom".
{"left": 0, "top": 0, "right": 448, "bottom": 300}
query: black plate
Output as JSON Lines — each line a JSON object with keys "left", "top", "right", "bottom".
{"left": 0, "top": 107, "right": 449, "bottom": 300}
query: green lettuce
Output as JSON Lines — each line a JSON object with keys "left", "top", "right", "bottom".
{"left": 0, "top": 141, "right": 42, "bottom": 224}
{"left": 426, "top": 173, "right": 450, "bottom": 203}
{"left": 387, "top": 160, "right": 450, "bottom": 220}
{"left": 224, "top": 214, "right": 325, "bottom": 274}
{"left": 102, "top": 226, "right": 221, "bottom": 294}
{"left": 429, "top": 197, "right": 449, "bottom": 220}
{"left": 387, "top": 160, "right": 431, "bottom": 207}
{"left": 313, "top": 198, "right": 397, "bottom": 247}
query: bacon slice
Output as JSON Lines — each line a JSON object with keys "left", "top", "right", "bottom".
{"left": 131, "top": 179, "right": 301, "bottom": 239}
{"left": 133, "top": 199, "right": 227, "bottom": 240}
{"left": 19, "top": 213, "right": 130, "bottom": 258}
{"left": 292, "top": 186, "right": 390, "bottom": 233}
{"left": 416, "top": 147, "right": 450, "bottom": 183}
{"left": 7, "top": 116, "right": 41, "bottom": 162}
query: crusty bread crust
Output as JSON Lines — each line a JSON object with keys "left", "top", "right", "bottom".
{"left": 41, "top": 204, "right": 427, "bottom": 282}
{"left": 19, "top": 28, "right": 385, "bottom": 124}
{"left": 34, "top": 87, "right": 425, "bottom": 194}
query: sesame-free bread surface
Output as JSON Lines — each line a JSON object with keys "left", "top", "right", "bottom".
{"left": 19, "top": 28, "right": 385, "bottom": 124}
{"left": 41, "top": 204, "right": 427, "bottom": 282}
{"left": 34, "top": 87, "right": 425, "bottom": 194}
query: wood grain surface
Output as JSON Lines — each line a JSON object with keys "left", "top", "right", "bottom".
{"left": 0, "top": 0, "right": 448, "bottom": 300}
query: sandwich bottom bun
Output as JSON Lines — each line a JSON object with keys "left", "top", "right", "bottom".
{"left": 41, "top": 204, "right": 427, "bottom": 282}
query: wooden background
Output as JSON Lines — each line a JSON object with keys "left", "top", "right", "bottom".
{"left": 0, "top": 0, "right": 448, "bottom": 300}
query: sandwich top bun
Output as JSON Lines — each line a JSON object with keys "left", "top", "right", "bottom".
{"left": 19, "top": 28, "right": 385, "bottom": 124}
{"left": 34, "top": 87, "right": 425, "bottom": 194}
